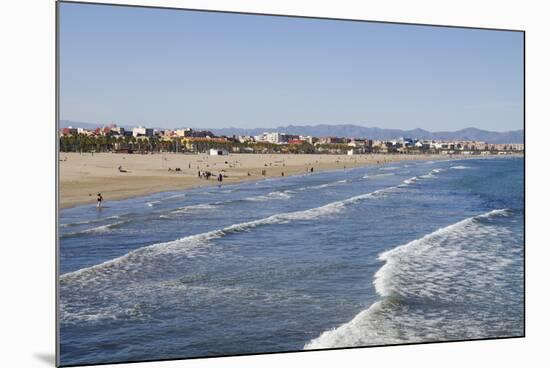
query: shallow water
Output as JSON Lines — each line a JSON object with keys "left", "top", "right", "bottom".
{"left": 59, "top": 157, "right": 524, "bottom": 365}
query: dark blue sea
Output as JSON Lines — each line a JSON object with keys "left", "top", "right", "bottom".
{"left": 59, "top": 157, "right": 524, "bottom": 366}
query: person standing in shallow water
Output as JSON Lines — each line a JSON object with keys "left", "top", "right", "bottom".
{"left": 97, "top": 193, "right": 103, "bottom": 209}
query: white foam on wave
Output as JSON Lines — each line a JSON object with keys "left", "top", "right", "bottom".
{"left": 363, "top": 173, "right": 394, "bottom": 179}
{"left": 305, "top": 208, "right": 520, "bottom": 349}
{"left": 245, "top": 191, "right": 293, "bottom": 202}
{"left": 61, "top": 220, "right": 129, "bottom": 238}
{"left": 419, "top": 168, "right": 445, "bottom": 179}
{"left": 61, "top": 181, "right": 406, "bottom": 280}
{"left": 401, "top": 176, "right": 418, "bottom": 186}
{"left": 309, "top": 179, "right": 349, "bottom": 190}
{"left": 60, "top": 215, "right": 121, "bottom": 228}
{"left": 147, "top": 193, "right": 188, "bottom": 207}
{"left": 295, "top": 179, "right": 350, "bottom": 191}
{"left": 169, "top": 203, "right": 218, "bottom": 215}
{"left": 450, "top": 165, "right": 471, "bottom": 170}
{"left": 380, "top": 166, "right": 400, "bottom": 171}
{"left": 374, "top": 209, "right": 511, "bottom": 299}
{"left": 60, "top": 176, "right": 416, "bottom": 324}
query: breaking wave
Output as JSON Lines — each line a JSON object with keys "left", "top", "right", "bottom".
{"left": 61, "top": 220, "right": 129, "bottom": 238}
{"left": 60, "top": 215, "right": 121, "bottom": 228}
{"left": 305, "top": 208, "right": 523, "bottom": 349}
{"left": 59, "top": 180, "right": 409, "bottom": 324}
{"left": 363, "top": 173, "right": 394, "bottom": 179}
{"left": 245, "top": 191, "right": 293, "bottom": 202}
{"left": 147, "top": 193, "right": 188, "bottom": 207}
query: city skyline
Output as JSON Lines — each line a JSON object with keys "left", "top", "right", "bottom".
{"left": 59, "top": 3, "right": 524, "bottom": 132}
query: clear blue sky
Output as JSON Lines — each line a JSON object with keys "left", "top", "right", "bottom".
{"left": 59, "top": 2, "right": 524, "bottom": 131}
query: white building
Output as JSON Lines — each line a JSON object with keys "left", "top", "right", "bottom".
{"left": 132, "top": 126, "right": 153, "bottom": 137}
{"left": 237, "top": 135, "right": 254, "bottom": 143}
{"left": 174, "top": 128, "right": 192, "bottom": 137}
{"left": 254, "top": 132, "right": 288, "bottom": 144}
{"left": 209, "top": 148, "right": 229, "bottom": 156}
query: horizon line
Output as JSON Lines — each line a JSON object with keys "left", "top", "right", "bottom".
{"left": 59, "top": 119, "right": 524, "bottom": 133}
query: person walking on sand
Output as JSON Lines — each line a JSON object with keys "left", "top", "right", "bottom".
{"left": 97, "top": 193, "right": 103, "bottom": 209}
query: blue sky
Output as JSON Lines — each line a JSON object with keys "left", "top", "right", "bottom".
{"left": 59, "top": 2, "right": 524, "bottom": 131}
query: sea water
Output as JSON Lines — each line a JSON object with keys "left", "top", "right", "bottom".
{"left": 59, "top": 157, "right": 524, "bottom": 365}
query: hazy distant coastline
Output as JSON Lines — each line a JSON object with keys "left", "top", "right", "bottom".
{"left": 60, "top": 120, "right": 524, "bottom": 144}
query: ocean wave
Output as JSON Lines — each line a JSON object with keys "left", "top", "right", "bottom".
{"left": 60, "top": 176, "right": 418, "bottom": 325}
{"left": 308, "top": 179, "right": 349, "bottom": 190}
{"left": 374, "top": 209, "right": 511, "bottom": 300}
{"left": 305, "top": 208, "right": 521, "bottom": 349}
{"left": 450, "top": 165, "right": 471, "bottom": 170}
{"left": 61, "top": 220, "right": 129, "bottom": 238}
{"left": 401, "top": 176, "right": 418, "bottom": 186}
{"left": 60, "top": 215, "right": 121, "bottom": 228}
{"left": 61, "top": 182, "right": 406, "bottom": 280}
{"left": 419, "top": 168, "right": 445, "bottom": 179}
{"left": 147, "top": 193, "right": 187, "bottom": 207}
{"left": 293, "top": 179, "right": 350, "bottom": 191}
{"left": 170, "top": 203, "right": 218, "bottom": 214}
{"left": 245, "top": 191, "right": 293, "bottom": 202}
{"left": 363, "top": 173, "right": 394, "bottom": 179}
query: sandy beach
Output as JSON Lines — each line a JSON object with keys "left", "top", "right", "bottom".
{"left": 59, "top": 152, "right": 446, "bottom": 208}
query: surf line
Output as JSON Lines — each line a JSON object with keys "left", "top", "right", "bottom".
{"left": 60, "top": 178, "right": 415, "bottom": 280}
{"left": 303, "top": 208, "right": 511, "bottom": 349}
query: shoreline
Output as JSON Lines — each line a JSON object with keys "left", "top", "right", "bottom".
{"left": 58, "top": 152, "right": 514, "bottom": 209}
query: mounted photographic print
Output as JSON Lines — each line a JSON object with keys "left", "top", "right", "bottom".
{"left": 57, "top": 1, "right": 525, "bottom": 366}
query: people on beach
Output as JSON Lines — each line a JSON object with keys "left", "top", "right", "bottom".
{"left": 198, "top": 170, "right": 213, "bottom": 180}
{"left": 97, "top": 193, "right": 103, "bottom": 209}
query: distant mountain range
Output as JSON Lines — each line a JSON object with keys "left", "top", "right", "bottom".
{"left": 209, "top": 125, "right": 524, "bottom": 144}
{"left": 60, "top": 120, "right": 524, "bottom": 144}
